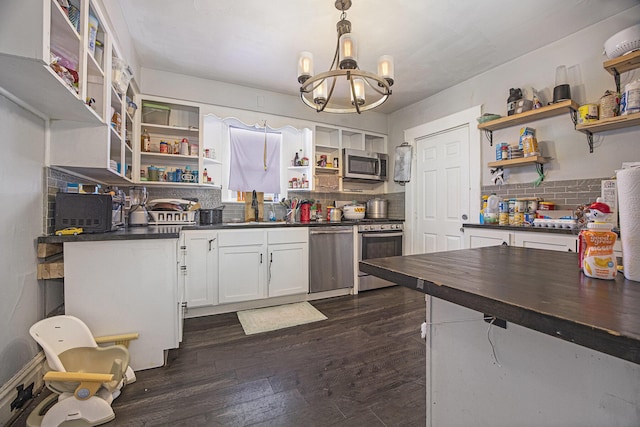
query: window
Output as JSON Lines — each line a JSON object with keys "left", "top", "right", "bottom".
{"left": 203, "top": 114, "right": 312, "bottom": 202}
{"left": 228, "top": 126, "right": 281, "bottom": 194}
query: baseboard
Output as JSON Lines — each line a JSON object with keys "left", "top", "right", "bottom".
{"left": 0, "top": 352, "right": 45, "bottom": 426}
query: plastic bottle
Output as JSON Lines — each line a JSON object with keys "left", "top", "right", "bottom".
{"left": 203, "top": 168, "right": 208, "bottom": 183}
{"left": 294, "top": 151, "right": 300, "bottom": 166}
{"left": 174, "top": 140, "right": 180, "bottom": 155}
{"left": 141, "top": 129, "right": 151, "bottom": 152}
{"left": 480, "top": 195, "right": 488, "bottom": 224}
{"left": 180, "top": 138, "right": 190, "bottom": 156}
{"left": 579, "top": 222, "right": 617, "bottom": 280}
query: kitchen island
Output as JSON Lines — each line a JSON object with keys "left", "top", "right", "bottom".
{"left": 360, "top": 246, "right": 640, "bottom": 426}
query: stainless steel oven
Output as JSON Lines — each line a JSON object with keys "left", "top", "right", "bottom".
{"left": 357, "top": 222, "right": 404, "bottom": 291}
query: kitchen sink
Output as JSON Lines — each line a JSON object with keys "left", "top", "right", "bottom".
{"left": 224, "top": 221, "right": 283, "bottom": 226}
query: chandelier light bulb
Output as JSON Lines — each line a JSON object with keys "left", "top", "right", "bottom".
{"left": 351, "top": 78, "right": 365, "bottom": 106}
{"left": 377, "top": 55, "right": 394, "bottom": 86}
{"left": 297, "top": 51, "right": 314, "bottom": 83}
{"left": 313, "top": 80, "right": 328, "bottom": 105}
{"left": 339, "top": 33, "right": 357, "bottom": 69}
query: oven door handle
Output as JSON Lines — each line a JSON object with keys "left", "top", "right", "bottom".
{"left": 361, "top": 232, "right": 403, "bottom": 238}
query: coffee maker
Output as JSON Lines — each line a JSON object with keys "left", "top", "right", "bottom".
{"left": 128, "top": 186, "right": 149, "bottom": 226}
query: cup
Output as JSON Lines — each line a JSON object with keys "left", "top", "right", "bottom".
{"left": 286, "top": 209, "right": 296, "bottom": 224}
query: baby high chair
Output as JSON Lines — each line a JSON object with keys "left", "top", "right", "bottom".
{"left": 27, "top": 315, "right": 138, "bottom": 427}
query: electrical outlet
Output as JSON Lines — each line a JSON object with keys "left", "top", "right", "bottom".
{"left": 484, "top": 315, "right": 507, "bottom": 329}
{"left": 10, "top": 383, "right": 33, "bottom": 411}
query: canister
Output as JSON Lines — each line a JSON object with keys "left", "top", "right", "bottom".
{"left": 508, "top": 198, "right": 516, "bottom": 213}
{"left": 147, "top": 166, "right": 159, "bottom": 181}
{"left": 515, "top": 199, "right": 527, "bottom": 213}
{"left": 499, "top": 201, "right": 508, "bottom": 213}
{"left": 599, "top": 91, "right": 619, "bottom": 119}
{"left": 499, "top": 212, "right": 509, "bottom": 226}
{"left": 496, "top": 142, "right": 509, "bottom": 161}
{"left": 513, "top": 212, "right": 524, "bottom": 226}
{"left": 578, "top": 104, "right": 599, "bottom": 124}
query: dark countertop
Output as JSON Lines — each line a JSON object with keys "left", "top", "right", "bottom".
{"left": 38, "top": 219, "right": 405, "bottom": 243}
{"left": 463, "top": 223, "right": 577, "bottom": 235}
{"left": 359, "top": 246, "right": 640, "bottom": 365}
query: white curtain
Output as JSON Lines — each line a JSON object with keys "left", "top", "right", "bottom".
{"left": 228, "top": 126, "right": 281, "bottom": 193}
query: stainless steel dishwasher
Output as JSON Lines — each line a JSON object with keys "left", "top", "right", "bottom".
{"left": 309, "top": 226, "right": 354, "bottom": 292}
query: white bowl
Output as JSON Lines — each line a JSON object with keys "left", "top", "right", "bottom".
{"left": 604, "top": 23, "right": 640, "bottom": 59}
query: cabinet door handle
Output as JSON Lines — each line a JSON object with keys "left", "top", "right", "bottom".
{"left": 208, "top": 238, "right": 216, "bottom": 251}
{"left": 268, "top": 252, "right": 272, "bottom": 284}
{"left": 260, "top": 253, "right": 263, "bottom": 264}
{"left": 501, "top": 241, "right": 508, "bottom": 246}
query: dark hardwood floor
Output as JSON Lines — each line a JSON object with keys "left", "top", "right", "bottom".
{"left": 15, "top": 287, "right": 426, "bottom": 427}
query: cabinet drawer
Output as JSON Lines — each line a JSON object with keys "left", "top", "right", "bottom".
{"left": 268, "top": 228, "right": 308, "bottom": 244}
{"left": 218, "top": 229, "right": 265, "bottom": 247}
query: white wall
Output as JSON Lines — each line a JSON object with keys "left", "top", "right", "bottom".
{"left": 0, "top": 94, "right": 46, "bottom": 385}
{"left": 140, "top": 68, "right": 389, "bottom": 135}
{"left": 387, "top": 6, "right": 640, "bottom": 193}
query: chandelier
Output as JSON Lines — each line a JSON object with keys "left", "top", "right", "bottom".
{"left": 297, "top": 0, "right": 394, "bottom": 114}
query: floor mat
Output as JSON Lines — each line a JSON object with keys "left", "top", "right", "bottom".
{"left": 237, "top": 301, "right": 327, "bottom": 335}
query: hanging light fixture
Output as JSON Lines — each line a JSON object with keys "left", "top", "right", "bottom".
{"left": 297, "top": 0, "right": 394, "bottom": 114}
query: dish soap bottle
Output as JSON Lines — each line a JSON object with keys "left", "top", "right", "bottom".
{"left": 578, "top": 200, "right": 617, "bottom": 280}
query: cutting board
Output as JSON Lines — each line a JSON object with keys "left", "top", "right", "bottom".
{"left": 243, "top": 192, "right": 264, "bottom": 221}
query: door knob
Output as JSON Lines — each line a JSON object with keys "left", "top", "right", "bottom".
{"left": 462, "top": 214, "right": 468, "bottom": 220}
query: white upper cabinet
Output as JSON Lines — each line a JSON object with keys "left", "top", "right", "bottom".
{"left": 1, "top": 0, "right": 138, "bottom": 184}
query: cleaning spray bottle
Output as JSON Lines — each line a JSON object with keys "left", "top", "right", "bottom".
{"left": 578, "top": 199, "right": 617, "bottom": 280}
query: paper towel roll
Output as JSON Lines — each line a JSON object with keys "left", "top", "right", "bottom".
{"left": 616, "top": 166, "right": 640, "bottom": 282}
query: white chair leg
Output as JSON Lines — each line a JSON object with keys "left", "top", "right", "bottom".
{"left": 124, "top": 366, "right": 136, "bottom": 384}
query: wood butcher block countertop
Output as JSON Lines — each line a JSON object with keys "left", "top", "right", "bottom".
{"left": 359, "top": 246, "right": 640, "bottom": 365}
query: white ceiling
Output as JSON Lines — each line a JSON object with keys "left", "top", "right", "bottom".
{"left": 114, "top": 0, "right": 637, "bottom": 114}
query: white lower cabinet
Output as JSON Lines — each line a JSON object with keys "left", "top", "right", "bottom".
{"left": 216, "top": 228, "right": 309, "bottom": 304}
{"left": 465, "top": 228, "right": 512, "bottom": 248}
{"left": 513, "top": 231, "right": 577, "bottom": 252}
{"left": 218, "top": 229, "right": 266, "bottom": 304}
{"left": 267, "top": 229, "right": 309, "bottom": 297}
{"left": 465, "top": 227, "right": 578, "bottom": 252}
{"left": 64, "top": 239, "right": 181, "bottom": 370}
{"left": 182, "top": 230, "right": 219, "bottom": 308}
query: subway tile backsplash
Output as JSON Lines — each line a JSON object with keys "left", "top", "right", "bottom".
{"left": 482, "top": 178, "right": 607, "bottom": 210}
{"left": 44, "top": 167, "right": 404, "bottom": 230}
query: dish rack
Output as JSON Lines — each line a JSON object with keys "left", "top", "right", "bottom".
{"left": 149, "top": 210, "right": 196, "bottom": 225}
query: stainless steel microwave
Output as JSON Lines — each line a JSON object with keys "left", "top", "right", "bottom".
{"left": 343, "top": 149, "right": 388, "bottom": 182}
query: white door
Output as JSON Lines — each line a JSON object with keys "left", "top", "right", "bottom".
{"left": 404, "top": 106, "right": 481, "bottom": 256}
{"left": 415, "top": 126, "right": 470, "bottom": 253}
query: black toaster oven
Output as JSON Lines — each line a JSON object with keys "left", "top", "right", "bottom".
{"left": 55, "top": 193, "right": 116, "bottom": 233}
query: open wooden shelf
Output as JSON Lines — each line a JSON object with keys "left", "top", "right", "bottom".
{"left": 576, "top": 112, "right": 640, "bottom": 134}
{"left": 478, "top": 100, "right": 579, "bottom": 131}
{"left": 487, "top": 156, "right": 547, "bottom": 168}
{"left": 603, "top": 50, "right": 640, "bottom": 76}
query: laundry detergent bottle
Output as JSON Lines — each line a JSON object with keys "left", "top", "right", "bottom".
{"left": 578, "top": 200, "right": 617, "bottom": 280}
